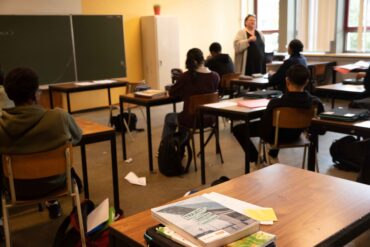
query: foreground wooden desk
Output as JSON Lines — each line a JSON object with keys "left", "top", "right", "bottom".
{"left": 313, "top": 83, "right": 366, "bottom": 108}
{"left": 308, "top": 118, "right": 370, "bottom": 172}
{"left": 119, "top": 94, "right": 181, "bottom": 172}
{"left": 109, "top": 164, "right": 370, "bottom": 247}
{"left": 75, "top": 118, "right": 120, "bottom": 212}
{"left": 49, "top": 80, "right": 128, "bottom": 113}
{"left": 199, "top": 98, "right": 265, "bottom": 184}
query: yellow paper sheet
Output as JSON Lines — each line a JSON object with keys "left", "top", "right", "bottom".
{"left": 244, "top": 208, "right": 278, "bottom": 222}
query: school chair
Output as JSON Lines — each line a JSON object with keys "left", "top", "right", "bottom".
{"left": 108, "top": 80, "right": 146, "bottom": 141}
{"left": 180, "top": 92, "right": 224, "bottom": 170}
{"left": 219, "top": 72, "right": 240, "bottom": 99}
{"left": 171, "top": 68, "right": 183, "bottom": 84}
{"left": 257, "top": 106, "right": 319, "bottom": 172}
{"left": 1, "top": 144, "right": 86, "bottom": 247}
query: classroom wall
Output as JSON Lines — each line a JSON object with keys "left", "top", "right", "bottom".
{"left": 0, "top": 0, "right": 81, "bottom": 14}
{"left": 81, "top": 0, "right": 242, "bottom": 82}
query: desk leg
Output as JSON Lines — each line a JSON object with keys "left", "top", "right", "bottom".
{"left": 146, "top": 106, "right": 154, "bottom": 172}
{"left": 110, "top": 135, "right": 121, "bottom": 212}
{"left": 49, "top": 88, "right": 54, "bottom": 109}
{"left": 308, "top": 131, "right": 318, "bottom": 171}
{"left": 200, "top": 110, "right": 206, "bottom": 185}
{"left": 80, "top": 144, "right": 89, "bottom": 199}
{"left": 244, "top": 120, "right": 250, "bottom": 174}
{"left": 120, "top": 99, "right": 127, "bottom": 160}
{"left": 67, "top": 93, "right": 71, "bottom": 114}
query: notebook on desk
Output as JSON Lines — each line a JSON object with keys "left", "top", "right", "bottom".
{"left": 342, "top": 78, "right": 364, "bottom": 85}
{"left": 319, "top": 108, "right": 370, "bottom": 122}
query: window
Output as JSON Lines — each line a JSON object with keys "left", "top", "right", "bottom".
{"left": 344, "top": 0, "right": 370, "bottom": 52}
{"left": 255, "top": 0, "right": 280, "bottom": 52}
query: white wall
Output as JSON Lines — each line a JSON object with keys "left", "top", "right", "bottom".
{"left": 0, "top": 0, "right": 81, "bottom": 14}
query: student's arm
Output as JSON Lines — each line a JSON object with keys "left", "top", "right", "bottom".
{"left": 269, "top": 59, "right": 291, "bottom": 87}
{"left": 65, "top": 113, "right": 82, "bottom": 145}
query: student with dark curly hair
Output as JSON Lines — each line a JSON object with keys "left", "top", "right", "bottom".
{"left": 0, "top": 67, "right": 82, "bottom": 219}
{"left": 161, "top": 48, "right": 219, "bottom": 139}
{"left": 269, "top": 39, "right": 307, "bottom": 92}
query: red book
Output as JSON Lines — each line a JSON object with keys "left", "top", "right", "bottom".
{"left": 237, "top": 99, "right": 269, "bottom": 108}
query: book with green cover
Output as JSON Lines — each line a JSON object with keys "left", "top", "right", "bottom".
{"left": 225, "top": 231, "right": 276, "bottom": 247}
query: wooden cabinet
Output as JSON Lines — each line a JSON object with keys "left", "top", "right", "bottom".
{"left": 140, "top": 16, "right": 180, "bottom": 90}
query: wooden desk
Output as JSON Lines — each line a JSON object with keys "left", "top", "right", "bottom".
{"left": 308, "top": 118, "right": 370, "bottom": 171}
{"left": 199, "top": 98, "right": 266, "bottom": 184}
{"left": 75, "top": 118, "right": 121, "bottom": 212}
{"left": 313, "top": 83, "right": 366, "bottom": 108}
{"left": 49, "top": 80, "right": 128, "bottom": 113}
{"left": 109, "top": 164, "right": 370, "bottom": 247}
{"left": 119, "top": 94, "right": 181, "bottom": 172}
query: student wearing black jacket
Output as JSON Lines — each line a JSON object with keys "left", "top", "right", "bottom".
{"left": 205, "top": 42, "right": 235, "bottom": 79}
{"left": 268, "top": 39, "right": 307, "bottom": 92}
{"left": 233, "top": 64, "right": 324, "bottom": 163}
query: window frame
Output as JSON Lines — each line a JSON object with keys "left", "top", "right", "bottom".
{"left": 343, "top": 0, "right": 370, "bottom": 52}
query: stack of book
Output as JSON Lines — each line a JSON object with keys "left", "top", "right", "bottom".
{"left": 134, "top": 89, "right": 166, "bottom": 98}
{"left": 149, "top": 194, "right": 276, "bottom": 247}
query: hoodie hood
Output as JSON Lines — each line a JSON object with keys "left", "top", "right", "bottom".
{"left": 0, "top": 105, "right": 47, "bottom": 138}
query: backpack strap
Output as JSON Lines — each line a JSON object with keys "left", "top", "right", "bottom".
{"left": 52, "top": 215, "right": 72, "bottom": 247}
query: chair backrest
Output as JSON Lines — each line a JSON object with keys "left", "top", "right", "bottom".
{"left": 187, "top": 92, "right": 219, "bottom": 116}
{"left": 272, "top": 106, "right": 316, "bottom": 146}
{"left": 171, "top": 68, "right": 183, "bottom": 84}
{"left": 2, "top": 143, "right": 73, "bottom": 202}
{"left": 220, "top": 72, "right": 240, "bottom": 90}
{"left": 312, "top": 64, "right": 328, "bottom": 85}
{"left": 272, "top": 106, "right": 316, "bottom": 129}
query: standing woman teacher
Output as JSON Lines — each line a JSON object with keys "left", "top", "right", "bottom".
{"left": 234, "top": 14, "right": 266, "bottom": 75}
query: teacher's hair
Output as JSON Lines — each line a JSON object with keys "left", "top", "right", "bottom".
{"left": 244, "top": 14, "right": 256, "bottom": 26}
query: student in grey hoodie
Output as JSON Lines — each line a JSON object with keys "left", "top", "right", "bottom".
{"left": 0, "top": 67, "right": 82, "bottom": 218}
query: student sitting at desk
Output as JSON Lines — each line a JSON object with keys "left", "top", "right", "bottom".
{"left": 0, "top": 67, "right": 82, "bottom": 219}
{"left": 205, "top": 42, "right": 235, "bottom": 79}
{"left": 233, "top": 64, "right": 324, "bottom": 163}
{"left": 268, "top": 39, "right": 307, "bottom": 92}
{"left": 161, "top": 48, "right": 219, "bottom": 140}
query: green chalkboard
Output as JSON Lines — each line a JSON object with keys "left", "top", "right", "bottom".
{"left": 0, "top": 15, "right": 126, "bottom": 84}
{"left": 72, "top": 15, "right": 126, "bottom": 81}
{"left": 0, "top": 16, "right": 75, "bottom": 84}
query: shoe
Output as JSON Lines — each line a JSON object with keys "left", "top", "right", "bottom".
{"left": 45, "top": 200, "right": 62, "bottom": 219}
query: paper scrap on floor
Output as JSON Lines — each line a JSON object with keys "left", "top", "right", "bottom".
{"left": 203, "top": 192, "right": 274, "bottom": 225}
{"left": 124, "top": 171, "right": 146, "bottom": 186}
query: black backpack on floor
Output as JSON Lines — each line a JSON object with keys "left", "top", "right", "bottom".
{"left": 110, "top": 112, "right": 138, "bottom": 132}
{"left": 330, "top": 135, "right": 365, "bottom": 172}
{"left": 158, "top": 131, "right": 192, "bottom": 176}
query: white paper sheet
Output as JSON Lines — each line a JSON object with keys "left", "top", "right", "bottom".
{"left": 75, "top": 82, "right": 93, "bottom": 86}
{"left": 205, "top": 101, "right": 237, "bottom": 108}
{"left": 203, "top": 192, "right": 273, "bottom": 225}
{"left": 87, "top": 198, "right": 109, "bottom": 233}
{"left": 93, "top": 79, "right": 116, "bottom": 84}
{"left": 124, "top": 171, "right": 147, "bottom": 186}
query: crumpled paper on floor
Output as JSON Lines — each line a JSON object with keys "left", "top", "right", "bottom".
{"left": 124, "top": 171, "right": 146, "bottom": 186}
